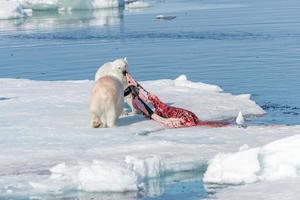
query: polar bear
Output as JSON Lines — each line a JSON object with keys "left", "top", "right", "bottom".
{"left": 94, "top": 58, "right": 139, "bottom": 115}
{"left": 95, "top": 58, "right": 128, "bottom": 86}
{"left": 90, "top": 58, "right": 130, "bottom": 128}
{"left": 90, "top": 76, "right": 124, "bottom": 128}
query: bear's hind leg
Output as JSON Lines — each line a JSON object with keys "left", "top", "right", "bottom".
{"left": 91, "top": 113, "right": 102, "bottom": 128}
{"left": 106, "top": 108, "right": 118, "bottom": 128}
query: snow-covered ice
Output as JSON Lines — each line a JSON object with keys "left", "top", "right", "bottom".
{"left": 0, "top": 0, "right": 124, "bottom": 20}
{"left": 0, "top": 75, "right": 299, "bottom": 197}
{"left": 125, "top": 1, "right": 151, "bottom": 9}
{"left": 207, "top": 178, "right": 300, "bottom": 200}
{"left": 204, "top": 133, "right": 300, "bottom": 185}
{"left": 17, "top": 0, "right": 125, "bottom": 10}
{"left": 0, "top": 0, "right": 30, "bottom": 20}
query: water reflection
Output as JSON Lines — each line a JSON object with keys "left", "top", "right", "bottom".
{"left": 0, "top": 8, "right": 124, "bottom": 32}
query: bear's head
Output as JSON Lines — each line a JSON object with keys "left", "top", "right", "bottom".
{"left": 111, "top": 57, "right": 129, "bottom": 86}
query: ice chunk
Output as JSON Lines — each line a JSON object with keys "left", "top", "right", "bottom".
{"left": 204, "top": 133, "right": 300, "bottom": 184}
{"left": 125, "top": 155, "right": 165, "bottom": 178}
{"left": 203, "top": 148, "right": 260, "bottom": 184}
{"left": 78, "top": 160, "right": 139, "bottom": 192}
{"left": 126, "top": 1, "right": 151, "bottom": 9}
{"left": 0, "top": 0, "right": 29, "bottom": 20}
{"left": 18, "top": 0, "right": 125, "bottom": 10}
{"left": 18, "top": 0, "right": 59, "bottom": 10}
{"left": 156, "top": 15, "right": 176, "bottom": 20}
{"left": 30, "top": 160, "right": 140, "bottom": 193}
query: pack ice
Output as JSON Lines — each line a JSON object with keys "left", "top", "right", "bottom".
{"left": 1, "top": 75, "right": 298, "bottom": 197}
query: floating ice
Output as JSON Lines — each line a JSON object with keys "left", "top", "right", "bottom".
{"left": 1, "top": 76, "right": 297, "bottom": 196}
{"left": 0, "top": 0, "right": 29, "bottom": 20}
{"left": 18, "top": 0, "right": 58, "bottom": 10}
{"left": 30, "top": 156, "right": 165, "bottom": 193}
{"left": 30, "top": 160, "right": 140, "bottom": 193}
{"left": 18, "top": 0, "right": 125, "bottom": 10}
{"left": 156, "top": 15, "right": 176, "bottom": 20}
{"left": 125, "top": 1, "right": 151, "bottom": 9}
{"left": 204, "top": 133, "right": 300, "bottom": 184}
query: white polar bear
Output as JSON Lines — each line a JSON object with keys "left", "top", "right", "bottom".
{"left": 95, "top": 58, "right": 129, "bottom": 87}
{"left": 90, "top": 76, "right": 124, "bottom": 128}
{"left": 90, "top": 58, "right": 130, "bottom": 128}
{"left": 94, "top": 58, "right": 139, "bottom": 115}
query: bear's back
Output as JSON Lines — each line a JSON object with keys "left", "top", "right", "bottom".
{"left": 95, "top": 62, "right": 113, "bottom": 81}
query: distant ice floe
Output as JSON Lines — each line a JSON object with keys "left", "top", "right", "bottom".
{"left": 18, "top": 0, "right": 125, "bottom": 10}
{"left": 156, "top": 15, "right": 176, "bottom": 20}
{"left": 125, "top": 0, "right": 150, "bottom": 9}
{"left": 0, "top": 8, "right": 122, "bottom": 30}
{"left": 204, "top": 133, "right": 300, "bottom": 184}
{"left": 0, "top": 0, "right": 125, "bottom": 20}
{"left": 0, "top": 0, "right": 31, "bottom": 19}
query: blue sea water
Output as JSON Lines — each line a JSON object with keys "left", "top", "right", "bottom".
{"left": 0, "top": 0, "right": 299, "bottom": 199}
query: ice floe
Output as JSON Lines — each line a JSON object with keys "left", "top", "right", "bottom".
{"left": 0, "top": 0, "right": 30, "bottom": 20}
{"left": 204, "top": 131, "right": 300, "bottom": 184}
{"left": 0, "top": 76, "right": 299, "bottom": 196}
{"left": 125, "top": 1, "right": 151, "bottom": 9}
{"left": 18, "top": 0, "right": 125, "bottom": 10}
{"left": 0, "top": 0, "right": 124, "bottom": 20}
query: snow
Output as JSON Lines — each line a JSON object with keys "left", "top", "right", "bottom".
{"left": 17, "top": 0, "right": 125, "bottom": 10}
{"left": 0, "top": 75, "right": 299, "bottom": 196}
{"left": 18, "top": 0, "right": 59, "bottom": 10}
{"left": 204, "top": 148, "right": 261, "bottom": 184}
{"left": 29, "top": 160, "right": 140, "bottom": 193}
{"left": 125, "top": 1, "right": 151, "bottom": 9}
{"left": 208, "top": 178, "right": 300, "bottom": 200}
{"left": 0, "top": 0, "right": 29, "bottom": 20}
{"left": 0, "top": 0, "right": 124, "bottom": 20}
{"left": 204, "top": 133, "right": 300, "bottom": 185}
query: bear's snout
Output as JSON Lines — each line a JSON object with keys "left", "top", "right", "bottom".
{"left": 122, "top": 70, "right": 128, "bottom": 76}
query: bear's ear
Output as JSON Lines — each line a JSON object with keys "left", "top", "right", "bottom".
{"left": 124, "top": 57, "right": 128, "bottom": 64}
